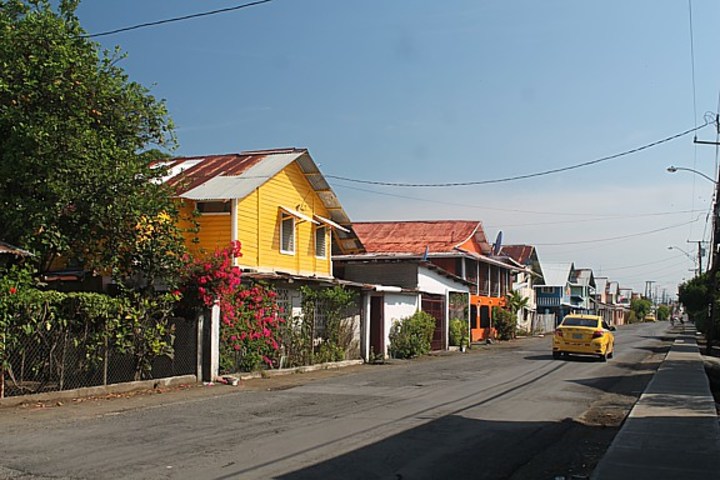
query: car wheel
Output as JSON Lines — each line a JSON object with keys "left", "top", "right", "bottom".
{"left": 608, "top": 346, "right": 614, "bottom": 359}
{"left": 599, "top": 351, "right": 608, "bottom": 362}
{"left": 553, "top": 351, "right": 561, "bottom": 360}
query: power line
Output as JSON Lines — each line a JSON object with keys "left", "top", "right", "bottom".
{"left": 326, "top": 122, "right": 710, "bottom": 188}
{"left": 83, "top": 0, "right": 274, "bottom": 38}
{"left": 334, "top": 182, "right": 706, "bottom": 220}
{"left": 532, "top": 216, "right": 702, "bottom": 246}
{"left": 594, "top": 256, "right": 687, "bottom": 273}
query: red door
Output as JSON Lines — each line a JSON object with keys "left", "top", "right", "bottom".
{"left": 422, "top": 294, "right": 446, "bottom": 351}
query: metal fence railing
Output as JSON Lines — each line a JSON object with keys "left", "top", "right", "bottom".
{"left": 1, "top": 316, "right": 197, "bottom": 399}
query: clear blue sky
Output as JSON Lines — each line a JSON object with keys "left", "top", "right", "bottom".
{"left": 77, "top": 0, "right": 720, "bottom": 297}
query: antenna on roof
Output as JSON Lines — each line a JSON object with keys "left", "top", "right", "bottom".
{"left": 422, "top": 245, "right": 429, "bottom": 261}
{"left": 492, "top": 231, "right": 503, "bottom": 256}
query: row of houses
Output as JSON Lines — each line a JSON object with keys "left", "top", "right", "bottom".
{"left": 156, "top": 147, "right": 642, "bottom": 362}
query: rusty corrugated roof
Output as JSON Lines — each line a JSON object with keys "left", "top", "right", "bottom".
{"left": 500, "top": 245, "right": 535, "bottom": 265}
{"left": 352, "top": 220, "right": 490, "bottom": 255}
{"left": 156, "top": 148, "right": 365, "bottom": 255}
{"left": 160, "top": 148, "right": 306, "bottom": 196}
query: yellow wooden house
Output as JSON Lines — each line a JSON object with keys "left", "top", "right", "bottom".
{"left": 161, "top": 148, "right": 363, "bottom": 280}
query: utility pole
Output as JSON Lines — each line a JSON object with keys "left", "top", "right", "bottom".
{"left": 645, "top": 280, "right": 656, "bottom": 302}
{"left": 694, "top": 114, "right": 720, "bottom": 354}
{"left": 687, "top": 239, "right": 706, "bottom": 274}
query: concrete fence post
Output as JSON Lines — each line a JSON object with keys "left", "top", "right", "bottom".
{"left": 210, "top": 301, "right": 220, "bottom": 381}
{"left": 196, "top": 311, "right": 204, "bottom": 381}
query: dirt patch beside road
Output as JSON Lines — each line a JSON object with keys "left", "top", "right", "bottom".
{"left": 510, "top": 349, "right": 668, "bottom": 480}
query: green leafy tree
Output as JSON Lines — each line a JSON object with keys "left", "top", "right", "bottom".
{"left": 678, "top": 273, "right": 720, "bottom": 341}
{"left": 630, "top": 298, "right": 653, "bottom": 322}
{"left": 0, "top": 0, "right": 185, "bottom": 287}
{"left": 656, "top": 304, "right": 670, "bottom": 322}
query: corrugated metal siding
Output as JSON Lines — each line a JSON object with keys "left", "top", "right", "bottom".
{"left": 342, "top": 263, "right": 418, "bottom": 289}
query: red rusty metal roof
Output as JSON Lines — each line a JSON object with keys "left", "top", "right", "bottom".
{"left": 160, "top": 148, "right": 307, "bottom": 195}
{"left": 499, "top": 244, "right": 535, "bottom": 265}
{"left": 352, "top": 221, "right": 491, "bottom": 255}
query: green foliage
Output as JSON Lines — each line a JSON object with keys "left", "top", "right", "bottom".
{"left": 679, "top": 273, "right": 711, "bottom": 328}
{"left": 0, "top": 263, "right": 177, "bottom": 382}
{"left": 506, "top": 290, "right": 529, "bottom": 315}
{"left": 630, "top": 298, "right": 653, "bottom": 321}
{"left": 492, "top": 307, "right": 516, "bottom": 341}
{"left": 449, "top": 318, "right": 469, "bottom": 347}
{"left": 0, "top": 0, "right": 187, "bottom": 285}
{"left": 389, "top": 311, "right": 436, "bottom": 359}
{"left": 625, "top": 310, "right": 637, "bottom": 324}
{"left": 657, "top": 304, "right": 670, "bottom": 322}
{"left": 290, "top": 285, "right": 358, "bottom": 366}
{"left": 112, "top": 291, "right": 176, "bottom": 380}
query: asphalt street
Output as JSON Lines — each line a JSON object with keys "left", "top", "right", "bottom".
{"left": 0, "top": 322, "right": 671, "bottom": 480}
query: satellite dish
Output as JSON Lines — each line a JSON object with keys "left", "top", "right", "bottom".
{"left": 492, "top": 230, "right": 503, "bottom": 256}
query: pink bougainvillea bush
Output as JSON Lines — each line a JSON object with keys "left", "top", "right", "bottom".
{"left": 181, "top": 241, "right": 284, "bottom": 371}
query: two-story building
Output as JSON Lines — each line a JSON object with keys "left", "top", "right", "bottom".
{"left": 499, "top": 244, "right": 543, "bottom": 334}
{"left": 334, "top": 220, "right": 517, "bottom": 355}
{"left": 534, "top": 262, "right": 574, "bottom": 327}
{"left": 161, "top": 147, "right": 366, "bottom": 322}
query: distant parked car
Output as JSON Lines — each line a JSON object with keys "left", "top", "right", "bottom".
{"left": 553, "top": 314, "right": 615, "bottom": 361}
{"left": 643, "top": 313, "right": 656, "bottom": 322}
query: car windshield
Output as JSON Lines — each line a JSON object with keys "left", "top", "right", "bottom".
{"left": 561, "top": 317, "right": 598, "bottom": 328}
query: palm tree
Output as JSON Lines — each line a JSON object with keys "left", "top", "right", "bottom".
{"left": 506, "top": 290, "right": 529, "bottom": 315}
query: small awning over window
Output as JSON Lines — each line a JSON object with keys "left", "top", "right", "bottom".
{"left": 314, "top": 214, "right": 350, "bottom": 233}
{"left": 279, "top": 206, "right": 318, "bottom": 224}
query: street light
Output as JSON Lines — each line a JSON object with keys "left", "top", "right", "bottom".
{"left": 668, "top": 246, "right": 700, "bottom": 275}
{"left": 668, "top": 245, "right": 694, "bottom": 261}
{"left": 666, "top": 165, "right": 718, "bottom": 185}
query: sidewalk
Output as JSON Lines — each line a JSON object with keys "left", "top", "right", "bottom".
{"left": 592, "top": 324, "right": 720, "bottom": 479}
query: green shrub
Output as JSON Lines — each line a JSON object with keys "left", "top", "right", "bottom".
{"left": 657, "top": 305, "right": 670, "bottom": 322}
{"left": 389, "top": 311, "right": 436, "bottom": 359}
{"left": 492, "top": 307, "right": 516, "bottom": 340}
{"left": 625, "top": 310, "right": 637, "bottom": 324}
{"left": 449, "top": 318, "right": 469, "bottom": 346}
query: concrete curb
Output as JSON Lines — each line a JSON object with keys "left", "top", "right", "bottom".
{"left": 591, "top": 327, "right": 720, "bottom": 479}
{"left": 0, "top": 374, "right": 198, "bottom": 408}
{"left": 221, "top": 359, "right": 364, "bottom": 383}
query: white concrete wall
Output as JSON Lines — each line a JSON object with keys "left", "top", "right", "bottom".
{"left": 417, "top": 267, "right": 469, "bottom": 295}
{"left": 384, "top": 293, "right": 420, "bottom": 344}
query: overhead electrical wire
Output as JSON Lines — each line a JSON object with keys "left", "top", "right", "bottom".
{"left": 326, "top": 122, "right": 710, "bottom": 188}
{"left": 532, "top": 216, "right": 702, "bottom": 246}
{"left": 593, "top": 256, "right": 688, "bottom": 273}
{"left": 333, "top": 182, "right": 706, "bottom": 221}
{"left": 84, "top": 0, "right": 274, "bottom": 38}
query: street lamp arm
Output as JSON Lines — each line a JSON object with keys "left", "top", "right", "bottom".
{"left": 667, "top": 165, "right": 718, "bottom": 185}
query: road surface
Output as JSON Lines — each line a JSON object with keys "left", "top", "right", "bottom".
{"left": 0, "top": 322, "right": 671, "bottom": 480}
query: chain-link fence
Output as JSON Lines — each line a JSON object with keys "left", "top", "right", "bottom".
{"left": 1, "top": 316, "right": 197, "bottom": 398}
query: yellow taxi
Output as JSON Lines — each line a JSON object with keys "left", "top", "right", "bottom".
{"left": 552, "top": 314, "right": 615, "bottom": 361}
{"left": 643, "top": 313, "right": 656, "bottom": 322}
